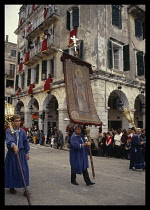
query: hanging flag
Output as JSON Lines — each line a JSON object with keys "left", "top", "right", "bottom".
{"left": 61, "top": 52, "right": 101, "bottom": 126}
{"left": 44, "top": 76, "right": 53, "bottom": 92}
{"left": 24, "top": 50, "right": 30, "bottom": 64}
{"left": 69, "top": 28, "right": 78, "bottom": 46}
{"left": 16, "top": 87, "right": 21, "bottom": 96}
{"left": 28, "top": 83, "right": 35, "bottom": 95}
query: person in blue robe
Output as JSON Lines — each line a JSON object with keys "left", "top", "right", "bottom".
{"left": 5, "top": 114, "right": 30, "bottom": 196}
{"left": 69, "top": 124, "right": 95, "bottom": 186}
{"left": 129, "top": 128, "right": 145, "bottom": 170}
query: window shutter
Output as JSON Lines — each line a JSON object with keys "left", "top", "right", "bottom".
{"left": 108, "top": 40, "right": 113, "bottom": 68}
{"left": 18, "top": 52, "right": 20, "bottom": 64}
{"left": 142, "top": 20, "right": 145, "bottom": 40}
{"left": 137, "top": 51, "right": 144, "bottom": 76}
{"left": 22, "top": 72, "right": 25, "bottom": 89}
{"left": 123, "top": 44, "right": 130, "bottom": 71}
{"left": 63, "top": 49, "right": 69, "bottom": 54}
{"left": 35, "top": 64, "right": 39, "bottom": 84}
{"left": 15, "top": 75, "right": 19, "bottom": 90}
{"left": 135, "top": 18, "right": 142, "bottom": 38}
{"left": 27, "top": 68, "right": 31, "bottom": 86}
{"left": 112, "top": 5, "right": 122, "bottom": 29}
{"left": 50, "top": 59, "right": 54, "bottom": 76}
{"left": 66, "top": 10, "right": 70, "bottom": 31}
{"left": 72, "top": 7, "right": 79, "bottom": 28}
{"left": 79, "top": 40, "right": 83, "bottom": 60}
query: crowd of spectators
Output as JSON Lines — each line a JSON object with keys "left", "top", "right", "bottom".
{"left": 4, "top": 123, "right": 146, "bottom": 161}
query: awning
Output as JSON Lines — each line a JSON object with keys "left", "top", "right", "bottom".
{"left": 32, "top": 114, "right": 38, "bottom": 119}
{"left": 44, "top": 77, "right": 53, "bottom": 92}
{"left": 69, "top": 28, "right": 78, "bottom": 46}
{"left": 28, "top": 83, "right": 35, "bottom": 95}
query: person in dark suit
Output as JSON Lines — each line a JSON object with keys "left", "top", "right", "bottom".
{"left": 69, "top": 124, "right": 95, "bottom": 186}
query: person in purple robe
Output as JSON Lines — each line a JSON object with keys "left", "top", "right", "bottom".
{"left": 70, "top": 124, "right": 95, "bottom": 186}
{"left": 129, "top": 128, "right": 145, "bottom": 170}
{"left": 5, "top": 114, "right": 30, "bottom": 196}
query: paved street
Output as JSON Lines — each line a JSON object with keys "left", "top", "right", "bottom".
{"left": 5, "top": 143, "right": 145, "bottom": 206}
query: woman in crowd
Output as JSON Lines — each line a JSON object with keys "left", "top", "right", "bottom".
{"left": 106, "top": 132, "right": 113, "bottom": 158}
{"left": 114, "top": 129, "right": 122, "bottom": 158}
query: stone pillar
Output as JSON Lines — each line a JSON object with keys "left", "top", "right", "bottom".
{"left": 38, "top": 110, "right": 44, "bottom": 131}
{"left": 58, "top": 108, "right": 69, "bottom": 142}
{"left": 24, "top": 111, "right": 33, "bottom": 128}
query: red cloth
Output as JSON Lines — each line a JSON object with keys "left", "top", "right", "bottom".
{"left": 28, "top": 83, "right": 35, "bottom": 95}
{"left": 106, "top": 136, "right": 113, "bottom": 144}
{"left": 16, "top": 88, "right": 21, "bottom": 96}
{"left": 27, "top": 25, "right": 32, "bottom": 33}
{"left": 22, "top": 127, "right": 27, "bottom": 134}
{"left": 44, "top": 77, "right": 53, "bottom": 92}
{"left": 18, "top": 62, "right": 23, "bottom": 73}
{"left": 19, "top": 18, "right": 22, "bottom": 25}
{"left": 32, "top": 5, "right": 35, "bottom": 11}
{"left": 43, "top": 10, "right": 48, "bottom": 19}
{"left": 41, "top": 39, "right": 48, "bottom": 52}
{"left": 69, "top": 28, "right": 78, "bottom": 46}
{"left": 24, "top": 51, "right": 30, "bottom": 63}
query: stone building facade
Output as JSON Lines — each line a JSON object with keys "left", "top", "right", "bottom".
{"left": 12, "top": 4, "right": 145, "bottom": 139}
{"left": 5, "top": 35, "right": 17, "bottom": 104}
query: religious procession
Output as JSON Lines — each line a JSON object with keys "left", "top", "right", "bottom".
{"left": 5, "top": 4, "right": 145, "bottom": 206}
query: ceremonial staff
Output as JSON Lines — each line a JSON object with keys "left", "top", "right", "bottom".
{"left": 5, "top": 118, "right": 31, "bottom": 206}
{"left": 85, "top": 126, "right": 95, "bottom": 179}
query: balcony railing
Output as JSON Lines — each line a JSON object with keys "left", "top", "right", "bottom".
{"left": 23, "top": 35, "right": 60, "bottom": 65}
{"left": 25, "top": 5, "right": 60, "bottom": 38}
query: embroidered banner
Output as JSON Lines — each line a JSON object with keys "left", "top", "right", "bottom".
{"left": 61, "top": 52, "right": 102, "bottom": 126}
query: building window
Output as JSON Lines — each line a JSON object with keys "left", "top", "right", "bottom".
{"left": 11, "top": 49, "right": 16, "bottom": 57}
{"left": 20, "top": 72, "right": 25, "bottom": 89}
{"left": 35, "top": 64, "right": 39, "bottom": 84}
{"left": 27, "top": 68, "right": 31, "bottom": 86}
{"left": 112, "top": 5, "right": 122, "bottom": 29}
{"left": 42, "top": 60, "right": 47, "bottom": 80}
{"left": 113, "top": 48, "right": 120, "bottom": 70}
{"left": 66, "top": 6, "right": 79, "bottom": 31}
{"left": 9, "top": 64, "right": 15, "bottom": 76}
{"left": 108, "top": 39, "right": 130, "bottom": 71}
{"left": 15, "top": 75, "right": 19, "bottom": 90}
{"left": 135, "top": 18, "right": 144, "bottom": 40}
{"left": 136, "top": 51, "right": 145, "bottom": 76}
{"left": 6, "top": 79, "right": 14, "bottom": 88}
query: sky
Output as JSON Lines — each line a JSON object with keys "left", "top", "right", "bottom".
{"left": 5, "top": 4, "right": 22, "bottom": 43}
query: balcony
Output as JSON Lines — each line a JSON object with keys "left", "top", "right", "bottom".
{"left": 25, "top": 5, "right": 60, "bottom": 40}
{"left": 23, "top": 35, "right": 60, "bottom": 66}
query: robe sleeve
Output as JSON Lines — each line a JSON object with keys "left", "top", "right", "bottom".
{"left": 70, "top": 135, "right": 85, "bottom": 149}
{"left": 5, "top": 128, "right": 16, "bottom": 150}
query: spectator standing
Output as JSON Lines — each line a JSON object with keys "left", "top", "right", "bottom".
{"left": 39, "top": 130, "right": 45, "bottom": 145}
{"left": 106, "top": 132, "right": 113, "bottom": 158}
{"left": 125, "top": 138, "right": 131, "bottom": 160}
{"left": 114, "top": 129, "right": 122, "bottom": 158}
{"left": 57, "top": 130, "right": 64, "bottom": 149}
{"left": 129, "top": 128, "right": 145, "bottom": 170}
{"left": 120, "top": 130, "right": 128, "bottom": 159}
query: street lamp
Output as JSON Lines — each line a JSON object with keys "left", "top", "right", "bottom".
{"left": 118, "top": 85, "right": 124, "bottom": 112}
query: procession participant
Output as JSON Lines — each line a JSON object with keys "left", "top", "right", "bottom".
{"left": 129, "top": 128, "right": 145, "bottom": 170}
{"left": 5, "top": 114, "right": 30, "bottom": 196}
{"left": 70, "top": 124, "right": 95, "bottom": 186}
